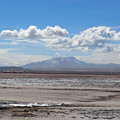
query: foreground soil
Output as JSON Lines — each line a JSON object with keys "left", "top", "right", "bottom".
{"left": 1, "top": 106, "right": 120, "bottom": 120}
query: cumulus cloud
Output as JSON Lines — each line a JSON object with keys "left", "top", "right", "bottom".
{"left": 1, "top": 25, "right": 68, "bottom": 39}
{"left": 1, "top": 25, "right": 120, "bottom": 52}
{"left": 45, "top": 26, "right": 120, "bottom": 52}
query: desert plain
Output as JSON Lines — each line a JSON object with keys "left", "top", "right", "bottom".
{"left": 0, "top": 73, "right": 120, "bottom": 120}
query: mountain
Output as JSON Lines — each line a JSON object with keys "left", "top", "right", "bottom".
{"left": 22, "top": 57, "right": 120, "bottom": 70}
{"left": 23, "top": 57, "right": 89, "bottom": 69}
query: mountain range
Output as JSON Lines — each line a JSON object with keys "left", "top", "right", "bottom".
{"left": 22, "top": 57, "right": 120, "bottom": 70}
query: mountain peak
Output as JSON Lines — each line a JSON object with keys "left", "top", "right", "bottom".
{"left": 23, "top": 57, "right": 86, "bottom": 69}
{"left": 45, "top": 57, "right": 86, "bottom": 64}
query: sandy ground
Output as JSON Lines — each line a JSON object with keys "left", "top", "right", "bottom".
{"left": 0, "top": 73, "right": 120, "bottom": 119}
{"left": 0, "top": 87, "right": 120, "bottom": 106}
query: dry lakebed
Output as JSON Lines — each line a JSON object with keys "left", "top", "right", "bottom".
{"left": 0, "top": 73, "right": 120, "bottom": 120}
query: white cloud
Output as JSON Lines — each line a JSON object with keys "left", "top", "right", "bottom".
{"left": 46, "top": 26, "right": 120, "bottom": 52}
{"left": 1, "top": 25, "right": 120, "bottom": 53}
{"left": 0, "top": 25, "right": 68, "bottom": 39}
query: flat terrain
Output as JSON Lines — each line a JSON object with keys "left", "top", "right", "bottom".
{"left": 0, "top": 73, "right": 120, "bottom": 120}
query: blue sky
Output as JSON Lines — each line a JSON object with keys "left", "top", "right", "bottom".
{"left": 0, "top": 0, "right": 120, "bottom": 66}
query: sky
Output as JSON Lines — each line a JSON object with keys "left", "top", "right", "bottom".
{"left": 0, "top": 0, "right": 120, "bottom": 66}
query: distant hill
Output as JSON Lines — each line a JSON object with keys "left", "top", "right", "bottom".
{"left": 22, "top": 57, "right": 120, "bottom": 70}
{"left": 0, "top": 66, "right": 29, "bottom": 73}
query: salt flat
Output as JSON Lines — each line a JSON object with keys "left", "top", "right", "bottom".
{"left": 0, "top": 73, "right": 120, "bottom": 120}
{"left": 0, "top": 87, "right": 120, "bottom": 107}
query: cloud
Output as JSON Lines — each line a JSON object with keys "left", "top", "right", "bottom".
{"left": 1, "top": 25, "right": 68, "bottom": 39}
{"left": 1, "top": 25, "right": 120, "bottom": 52}
{"left": 45, "top": 26, "right": 120, "bottom": 52}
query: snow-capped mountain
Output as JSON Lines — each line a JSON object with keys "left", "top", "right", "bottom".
{"left": 23, "top": 57, "right": 90, "bottom": 69}
{"left": 22, "top": 57, "right": 120, "bottom": 70}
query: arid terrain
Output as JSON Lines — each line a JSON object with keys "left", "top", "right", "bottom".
{"left": 0, "top": 73, "right": 120, "bottom": 120}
